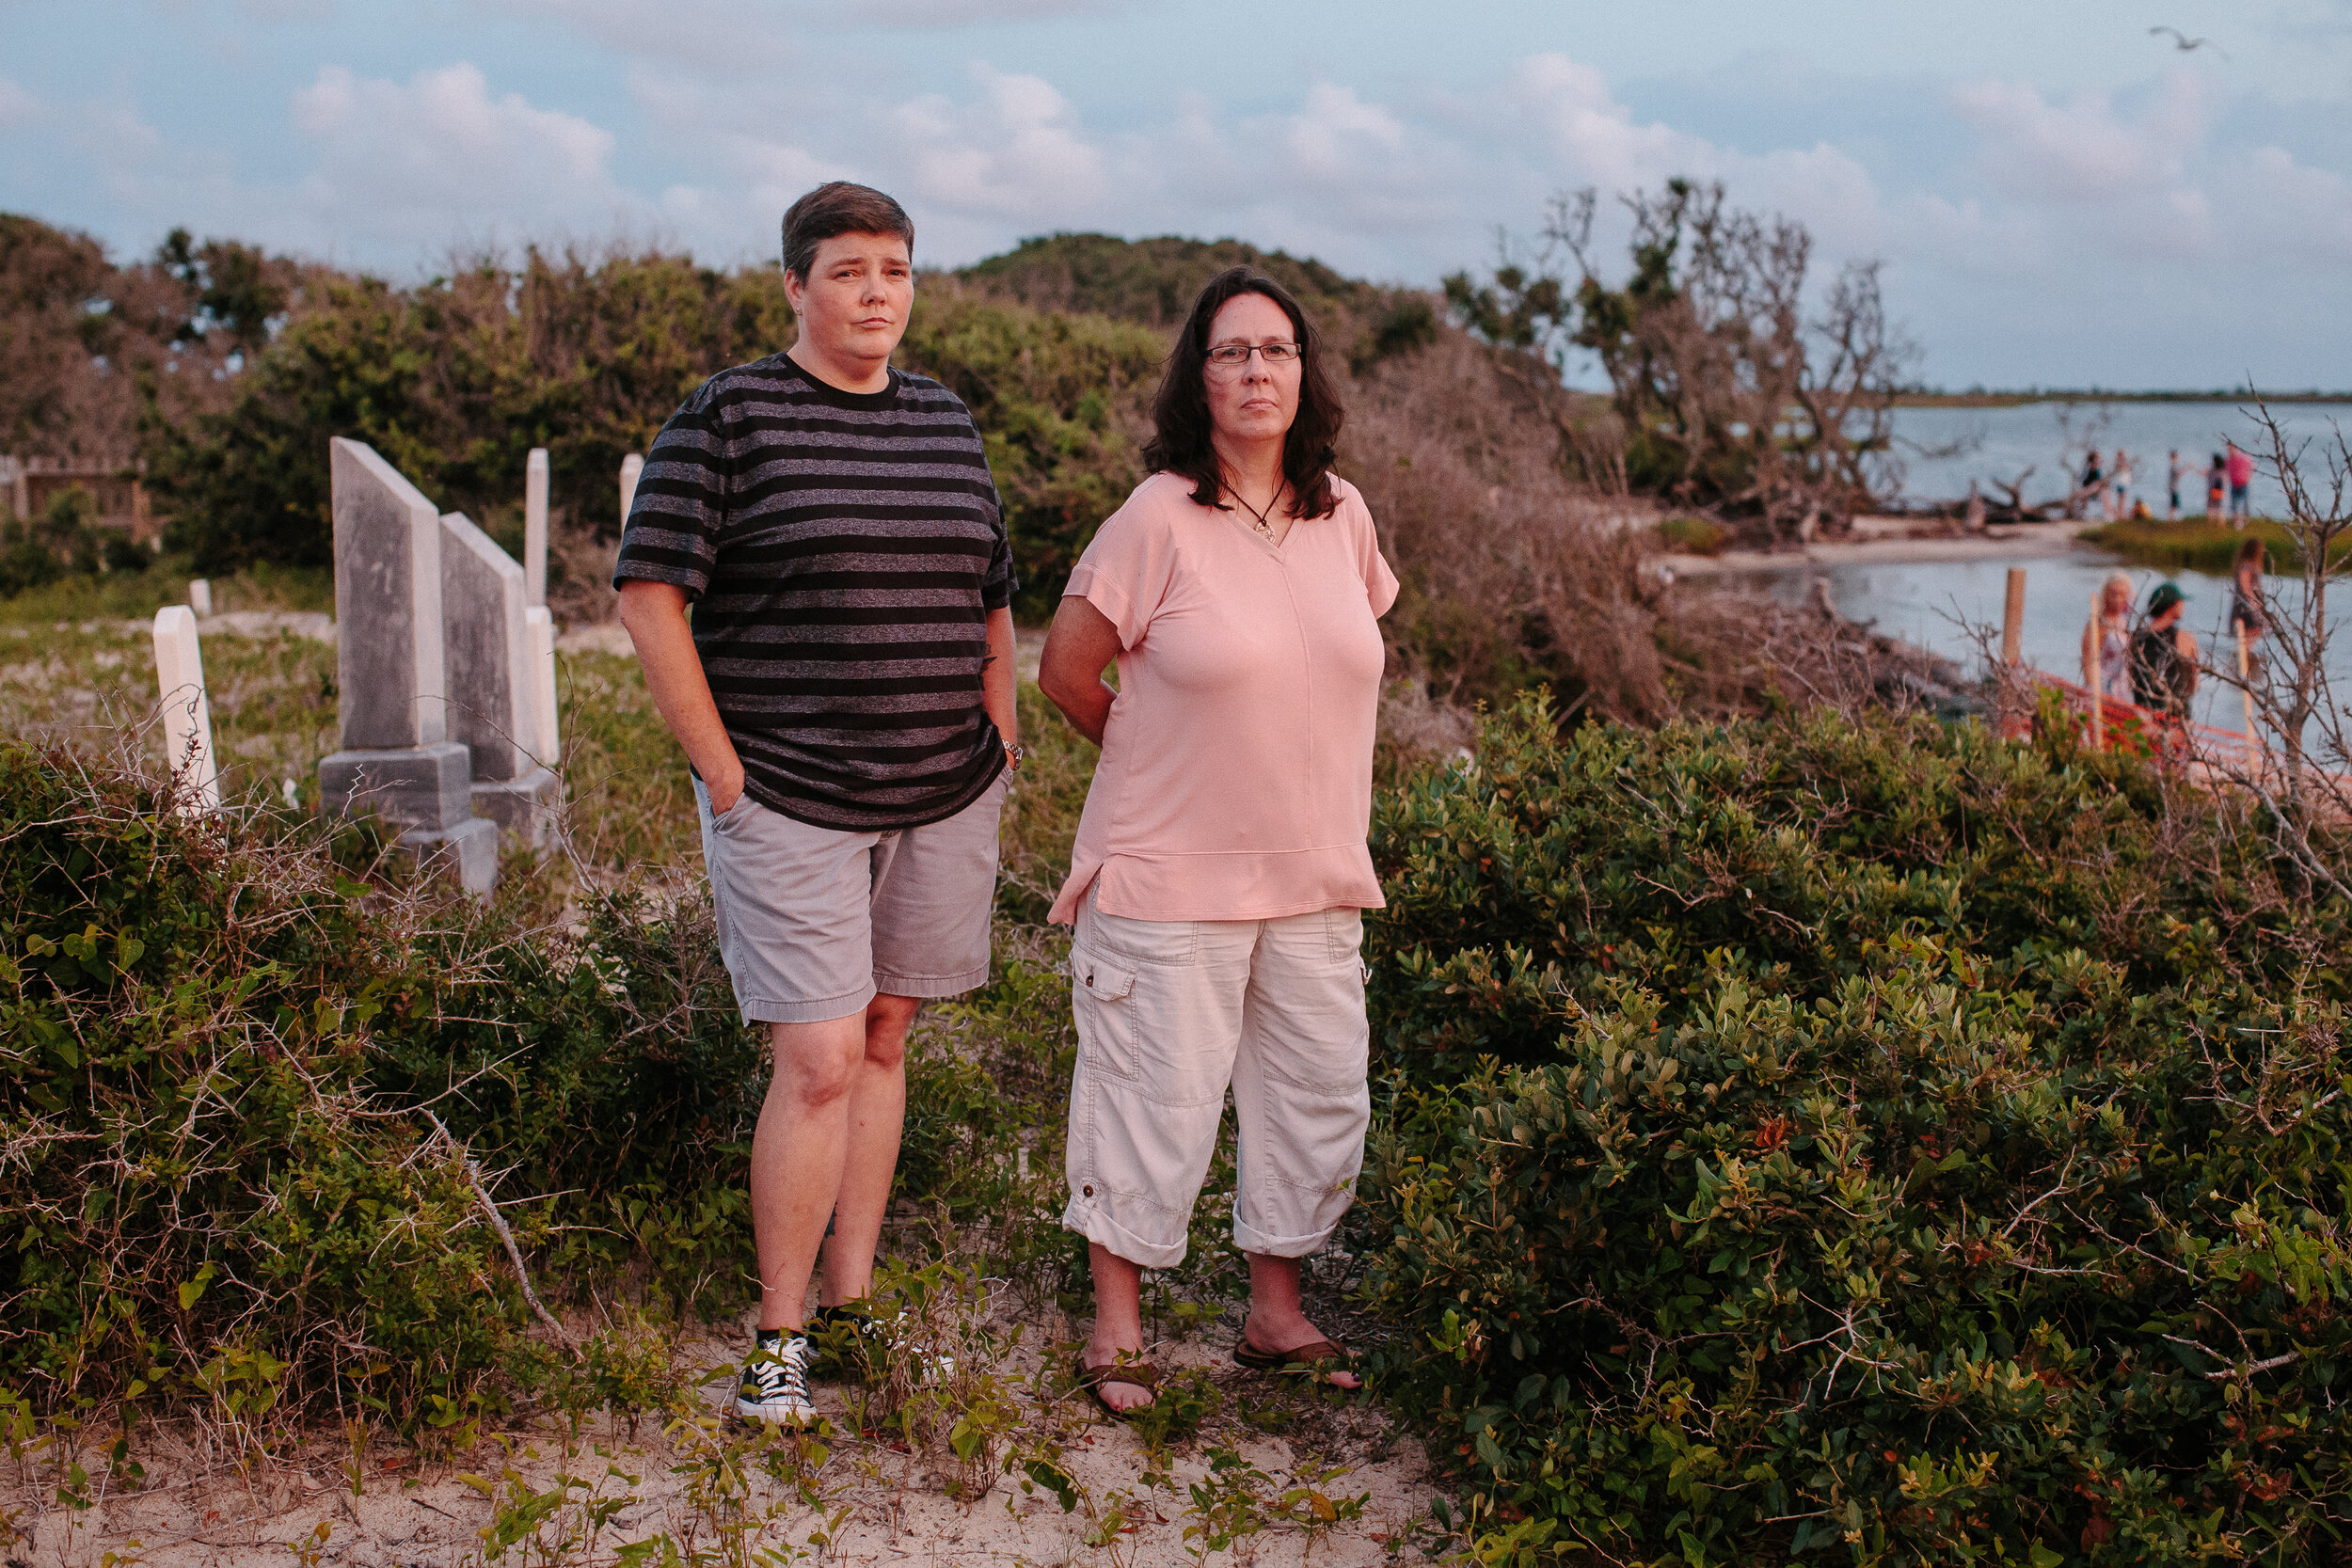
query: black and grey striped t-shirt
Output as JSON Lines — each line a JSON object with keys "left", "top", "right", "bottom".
{"left": 613, "top": 355, "right": 1015, "bottom": 832}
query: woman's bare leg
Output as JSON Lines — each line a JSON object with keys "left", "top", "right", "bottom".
{"left": 1242, "top": 1253, "right": 1361, "bottom": 1389}
{"left": 1085, "top": 1243, "right": 1154, "bottom": 1412}
{"left": 818, "top": 993, "right": 922, "bottom": 1307}
{"left": 749, "top": 1014, "right": 868, "bottom": 1330}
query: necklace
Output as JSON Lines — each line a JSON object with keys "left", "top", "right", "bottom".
{"left": 1228, "top": 481, "right": 1288, "bottom": 541}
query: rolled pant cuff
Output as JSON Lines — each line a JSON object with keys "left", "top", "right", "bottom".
{"left": 872, "top": 962, "right": 991, "bottom": 1000}
{"left": 1232, "top": 1217, "right": 1339, "bottom": 1259}
{"left": 1063, "top": 1199, "right": 1189, "bottom": 1270}
{"left": 741, "top": 985, "right": 877, "bottom": 1025}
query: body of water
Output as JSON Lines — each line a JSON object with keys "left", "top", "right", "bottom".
{"left": 1889, "top": 401, "right": 2352, "bottom": 516}
{"left": 1726, "top": 551, "right": 2352, "bottom": 743}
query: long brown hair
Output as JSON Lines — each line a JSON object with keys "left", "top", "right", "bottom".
{"left": 1143, "top": 267, "right": 1343, "bottom": 520}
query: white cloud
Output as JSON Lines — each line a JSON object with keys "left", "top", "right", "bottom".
{"left": 486, "top": 0, "right": 796, "bottom": 73}
{"left": 1951, "top": 71, "right": 2211, "bottom": 204}
{"left": 848, "top": 0, "right": 1114, "bottom": 24}
{"left": 895, "top": 64, "right": 1105, "bottom": 221}
{"left": 1501, "top": 53, "right": 1885, "bottom": 255}
{"left": 286, "top": 63, "right": 649, "bottom": 251}
{"left": 0, "top": 78, "right": 37, "bottom": 129}
{"left": 12, "top": 26, "right": 2350, "bottom": 388}
{"left": 2241, "top": 144, "right": 2352, "bottom": 263}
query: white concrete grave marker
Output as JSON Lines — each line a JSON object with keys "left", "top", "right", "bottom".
{"left": 315, "top": 437, "right": 498, "bottom": 892}
{"left": 439, "top": 511, "right": 559, "bottom": 845}
{"left": 524, "top": 447, "right": 549, "bottom": 608}
{"left": 620, "top": 452, "right": 644, "bottom": 526}
{"left": 186, "top": 578, "right": 213, "bottom": 617}
{"left": 526, "top": 606, "right": 560, "bottom": 765}
{"left": 151, "top": 606, "right": 220, "bottom": 815}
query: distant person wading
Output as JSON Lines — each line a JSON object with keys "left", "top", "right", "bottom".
{"left": 2227, "top": 441, "right": 2255, "bottom": 526}
{"left": 2084, "top": 572, "right": 2136, "bottom": 704}
{"left": 614, "top": 182, "right": 1021, "bottom": 1428}
{"left": 1039, "top": 267, "right": 1398, "bottom": 1418}
{"left": 2130, "top": 581, "right": 2200, "bottom": 723}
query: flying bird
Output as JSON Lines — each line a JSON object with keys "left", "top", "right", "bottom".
{"left": 2149, "top": 25, "right": 2230, "bottom": 59}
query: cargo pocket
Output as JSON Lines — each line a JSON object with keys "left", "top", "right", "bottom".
{"left": 1072, "top": 947, "right": 1138, "bottom": 1082}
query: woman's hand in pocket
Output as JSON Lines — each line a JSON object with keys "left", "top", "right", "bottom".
{"left": 707, "top": 757, "right": 748, "bottom": 816}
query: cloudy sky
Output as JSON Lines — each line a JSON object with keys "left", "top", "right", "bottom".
{"left": 4, "top": 0, "right": 2346, "bottom": 389}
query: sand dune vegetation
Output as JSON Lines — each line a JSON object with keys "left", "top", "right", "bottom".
{"left": 5, "top": 211, "right": 2350, "bottom": 1564}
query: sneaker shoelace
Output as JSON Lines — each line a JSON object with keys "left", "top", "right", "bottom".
{"left": 816, "top": 1307, "right": 954, "bottom": 1381}
{"left": 742, "top": 1338, "right": 810, "bottom": 1407}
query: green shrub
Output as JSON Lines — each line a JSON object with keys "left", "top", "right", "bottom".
{"left": 0, "top": 746, "right": 532, "bottom": 1428}
{"left": 2083, "top": 516, "right": 2343, "bottom": 576}
{"left": 1656, "top": 515, "right": 1726, "bottom": 556}
{"left": 1359, "top": 695, "right": 2352, "bottom": 1564}
{"left": 0, "top": 743, "right": 774, "bottom": 1430}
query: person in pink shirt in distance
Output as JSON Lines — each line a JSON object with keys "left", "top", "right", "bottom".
{"left": 2226, "top": 441, "right": 2255, "bottom": 527}
{"left": 1039, "top": 268, "right": 1397, "bottom": 1417}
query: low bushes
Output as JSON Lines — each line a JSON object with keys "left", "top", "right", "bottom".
{"left": 0, "top": 743, "right": 768, "bottom": 1432}
{"left": 1359, "top": 695, "right": 2352, "bottom": 1564}
{"left": 2084, "top": 516, "right": 2343, "bottom": 576}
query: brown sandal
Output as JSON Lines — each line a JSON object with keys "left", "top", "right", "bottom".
{"left": 1073, "top": 1351, "right": 1161, "bottom": 1420}
{"left": 1233, "top": 1335, "right": 1359, "bottom": 1379}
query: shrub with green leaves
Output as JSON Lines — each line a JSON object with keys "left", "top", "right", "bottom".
{"left": 0, "top": 743, "right": 776, "bottom": 1430}
{"left": 1359, "top": 694, "right": 2352, "bottom": 1565}
{"left": 0, "top": 746, "right": 531, "bottom": 1427}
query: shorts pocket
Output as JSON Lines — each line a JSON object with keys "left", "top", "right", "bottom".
{"left": 1072, "top": 947, "right": 1137, "bottom": 1082}
{"left": 1323, "top": 908, "right": 1365, "bottom": 967}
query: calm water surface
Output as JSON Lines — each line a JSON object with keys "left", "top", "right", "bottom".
{"left": 1890, "top": 401, "right": 2352, "bottom": 515}
{"left": 1727, "top": 551, "right": 2352, "bottom": 740}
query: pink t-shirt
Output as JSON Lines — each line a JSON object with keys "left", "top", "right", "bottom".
{"left": 1047, "top": 471, "right": 1400, "bottom": 925}
{"left": 2227, "top": 447, "right": 2254, "bottom": 486}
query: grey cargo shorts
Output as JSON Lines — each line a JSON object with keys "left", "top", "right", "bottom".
{"left": 692, "top": 770, "right": 1009, "bottom": 1025}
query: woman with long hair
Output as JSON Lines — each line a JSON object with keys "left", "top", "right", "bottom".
{"left": 2083, "top": 572, "right": 2135, "bottom": 703}
{"left": 1037, "top": 267, "right": 1397, "bottom": 1418}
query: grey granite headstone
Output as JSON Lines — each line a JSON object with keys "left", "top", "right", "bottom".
{"left": 440, "top": 510, "right": 557, "bottom": 845}
{"left": 316, "top": 438, "right": 497, "bottom": 893}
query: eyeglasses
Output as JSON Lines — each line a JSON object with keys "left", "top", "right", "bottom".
{"left": 1205, "top": 341, "right": 1302, "bottom": 367}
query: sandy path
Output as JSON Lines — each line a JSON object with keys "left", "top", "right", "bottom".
{"left": 9, "top": 1309, "right": 1438, "bottom": 1568}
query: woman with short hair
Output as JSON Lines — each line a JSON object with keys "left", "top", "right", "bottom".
{"left": 1038, "top": 267, "right": 1397, "bottom": 1418}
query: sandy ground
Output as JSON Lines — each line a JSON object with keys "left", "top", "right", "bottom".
{"left": 8, "top": 1298, "right": 1439, "bottom": 1568}
{"left": 1659, "top": 518, "right": 2106, "bottom": 579}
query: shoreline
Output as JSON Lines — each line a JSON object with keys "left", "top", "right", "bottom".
{"left": 1894, "top": 391, "right": 2352, "bottom": 408}
{"left": 1660, "top": 524, "right": 2108, "bottom": 578}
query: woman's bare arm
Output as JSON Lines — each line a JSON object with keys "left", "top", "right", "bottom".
{"left": 1038, "top": 595, "right": 1123, "bottom": 747}
{"left": 617, "top": 579, "right": 745, "bottom": 811}
{"left": 983, "top": 606, "right": 1019, "bottom": 753}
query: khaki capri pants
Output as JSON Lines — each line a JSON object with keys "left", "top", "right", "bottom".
{"left": 1061, "top": 891, "right": 1373, "bottom": 1269}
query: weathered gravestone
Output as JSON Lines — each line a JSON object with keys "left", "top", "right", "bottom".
{"left": 315, "top": 438, "right": 499, "bottom": 893}
{"left": 524, "top": 446, "right": 549, "bottom": 607}
{"left": 439, "top": 509, "right": 559, "bottom": 843}
{"left": 151, "top": 606, "right": 219, "bottom": 815}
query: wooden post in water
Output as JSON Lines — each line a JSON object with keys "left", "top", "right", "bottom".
{"left": 2239, "top": 635, "right": 2259, "bottom": 776}
{"left": 2001, "top": 568, "right": 2027, "bottom": 735}
{"left": 2083, "top": 586, "right": 2106, "bottom": 752}
{"left": 2002, "top": 569, "right": 2026, "bottom": 667}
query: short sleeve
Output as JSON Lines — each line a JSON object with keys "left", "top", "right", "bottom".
{"left": 979, "top": 472, "right": 1017, "bottom": 611}
{"left": 1349, "top": 488, "right": 1400, "bottom": 617}
{"left": 612, "top": 389, "right": 725, "bottom": 595}
{"left": 1064, "top": 482, "right": 1178, "bottom": 650}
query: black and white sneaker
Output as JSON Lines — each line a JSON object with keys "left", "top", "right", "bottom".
{"left": 810, "top": 1303, "right": 954, "bottom": 1384}
{"left": 735, "top": 1335, "right": 814, "bottom": 1425}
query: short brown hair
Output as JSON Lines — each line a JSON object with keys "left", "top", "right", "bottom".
{"left": 780, "top": 182, "right": 914, "bottom": 282}
{"left": 1143, "top": 267, "right": 1343, "bottom": 521}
